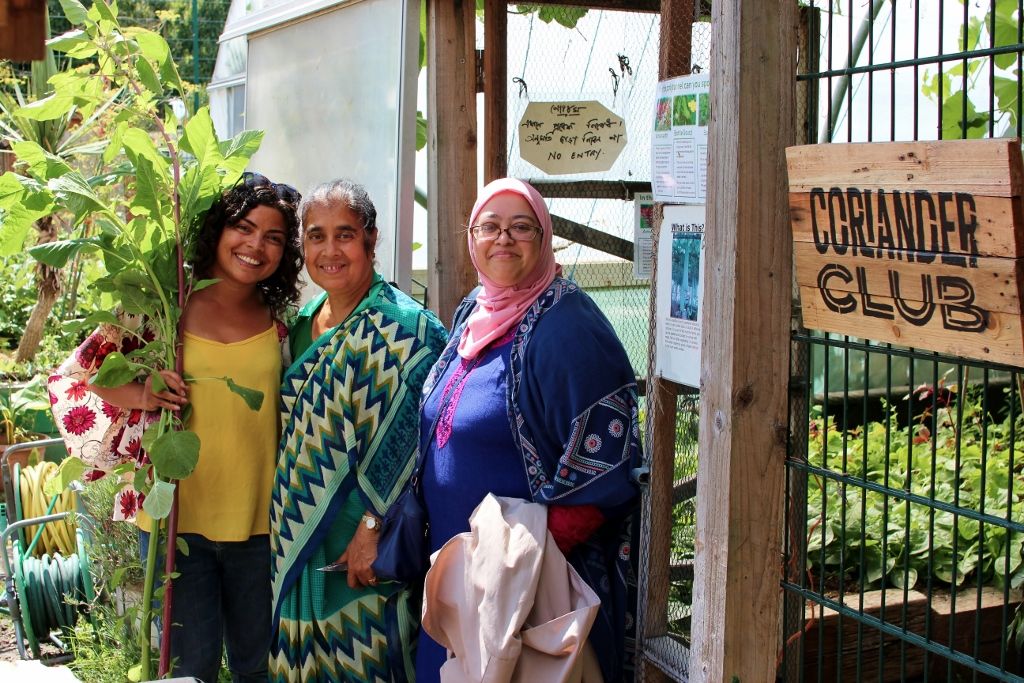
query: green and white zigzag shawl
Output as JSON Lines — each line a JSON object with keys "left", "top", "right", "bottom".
{"left": 270, "top": 277, "right": 447, "bottom": 619}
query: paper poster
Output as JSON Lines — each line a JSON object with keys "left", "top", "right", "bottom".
{"left": 518, "top": 101, "right": 626, "bottom": 175}
{"left": 651, "top": 74, "right": 710, "bottom": 203}
{"left": 633, "top": 192, "right": 654, "bottom": 280}
{"left": 655, "top": 204, "right": 705, "bottom": 387}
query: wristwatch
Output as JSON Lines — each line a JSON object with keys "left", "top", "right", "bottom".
{"left": 362, "top": 514, "right": 380, "bottom": 531}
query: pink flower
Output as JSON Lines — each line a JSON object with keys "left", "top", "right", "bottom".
{"left": 65, "top": 380, "right": 90, "bottom": 401}
{"left": 62, "top": 406, "right": 96, "bottom": 435}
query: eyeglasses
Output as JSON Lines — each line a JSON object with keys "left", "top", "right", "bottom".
{"left": 468, "top": 222, "right": 541, "bottom": 242}
{"left": 240, "top": 171, "right": 300, "bottom": 203}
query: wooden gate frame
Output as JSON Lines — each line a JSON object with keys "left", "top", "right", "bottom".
{"left": 424, "top": 1, "right": 797, "bottom": 680}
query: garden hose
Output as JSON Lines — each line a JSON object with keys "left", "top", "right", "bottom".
{"left": 5, "top": 515, "right": 96, "bottom": 659}
{"left": 13, "top": 547, "right": 89, "bottom": 656}
{"left": 17, "top": 461, "right": 77, "bottom": 557}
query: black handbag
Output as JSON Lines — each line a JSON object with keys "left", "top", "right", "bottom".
{"left": 372, "top": 353, "right": 461, "bottom": 583}
{"left": 371, "top": 466, "right": 429, "bottom": 583}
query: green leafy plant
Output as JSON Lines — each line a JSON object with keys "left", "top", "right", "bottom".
{"left": 921, "top": 0, "right": 1020, "bottom": 139}
{"left": 0, "top": 375, "right": 50, "bottom": 445}
{"left": 0, "top": 16, "right": 119, "bottom": 364}
{"left": 804, "top": 381, "right": 1024, "bottom": 594}
{"left": 0, "top": 1, "right": 265, "bottom": 677}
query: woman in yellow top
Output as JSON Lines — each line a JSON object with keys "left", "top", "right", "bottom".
{"left": 48, "top": 173, "right": 303, "bottom": 682}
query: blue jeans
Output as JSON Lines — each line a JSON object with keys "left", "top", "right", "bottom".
{"left": 139, "top": 531, "right": 271, "bottom": 683}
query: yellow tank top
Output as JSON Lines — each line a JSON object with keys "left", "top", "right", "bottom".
{"left": 139, "top": 326, "right": 281, "bottom": 541}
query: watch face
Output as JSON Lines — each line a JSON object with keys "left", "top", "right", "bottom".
{"left": 365, "top": 516, "right": 378, "bottom": 530}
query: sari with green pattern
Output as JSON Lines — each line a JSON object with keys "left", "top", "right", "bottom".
{"left": 270, "top": 275, "right": 447, "bottom": 682}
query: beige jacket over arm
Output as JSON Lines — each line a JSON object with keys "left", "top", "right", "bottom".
{"left": 421, "top": 494, "right": 602, "bottom": 683}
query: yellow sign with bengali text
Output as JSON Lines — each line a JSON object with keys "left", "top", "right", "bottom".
{"left": 518, "top": 101, "right": 626, "bottom": 175}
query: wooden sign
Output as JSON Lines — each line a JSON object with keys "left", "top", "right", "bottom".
{"left": 518, "top": 101, "right": 626, "bottom": 175}
{"left": 786, "top": 139, "right": 1024, "bottom": 366}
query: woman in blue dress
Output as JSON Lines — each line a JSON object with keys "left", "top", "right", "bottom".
{"left": 416, "top": 177, "right": 642, "bottom": 683}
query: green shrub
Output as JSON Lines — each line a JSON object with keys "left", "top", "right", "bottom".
{"left": 805, "top": 382, "right": 1024, "bottom": 592}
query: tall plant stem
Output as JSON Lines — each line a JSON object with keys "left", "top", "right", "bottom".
{"left": 102, "top": 40, "right": 189, "bottom": 678}
{"left": 139, "top": 515, "right": 161, "bottom": 679}
{"left": 159, "top": 153, "right": 185, "bottom": 679}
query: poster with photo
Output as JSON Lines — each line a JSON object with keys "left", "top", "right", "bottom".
{"left": 633, "top": 192, "right": 654, "bottom": 280}
{"left": 655, "top": 204, "right": 705, "bottom": 387}
{"left": 651, "top": 74, "right": 710, "bottom": 203}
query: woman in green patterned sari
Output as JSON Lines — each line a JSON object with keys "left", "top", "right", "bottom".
{"left": 270, "top": 179, "right": 447, "bottom": 682}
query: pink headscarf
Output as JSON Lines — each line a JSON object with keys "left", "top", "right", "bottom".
{"left": 457, "top": 178, "right": 561, "bottom": 359}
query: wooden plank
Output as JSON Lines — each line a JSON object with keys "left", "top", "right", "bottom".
{"left": 800, "top": 287, "right": 1024, "bottom": 366}
{"left": 637, "top": 1, "right": 694, "bottom": 668}
{"left": 793, "top": 243, "right": 1024, "bottom": 316}
{"left": 0, "top": 0, "right": 46, "bottom": 62}
{"left": 788, "top": 191, "right": 1024, "bottom": 259}
{"left": 786, "top": 139, "right": 1024, "bottom": 197}
{"left": 802, "top": 590, "right": 928, "bottom": 682}
{"left": 528, "top": 179, "right": 653, "bottom": 200}
{"left": 483, "top": 0, "right": 507, "bottom": 183}
{"left": 512, "top": 0, "right": 662, "bottom": 11}
{"left": 929, "top": 587, "right": 1024, "bottom": 679}
{"left": 690, "top": 1, "right": 796, "bottom": 683}
{"left": 551, "top": 214, "right": 633, "bottom": 261}
{"left": 426, "top": 0, "right": 480, "bottom": 324}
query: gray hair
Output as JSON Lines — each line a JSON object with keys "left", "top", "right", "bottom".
{"left": 299, "top": 179, "right": 379, "bottom": 253}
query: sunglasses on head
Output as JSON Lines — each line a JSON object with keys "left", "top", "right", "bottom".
{"left": 239, "top": 171, "right": 300, "bottom": 202}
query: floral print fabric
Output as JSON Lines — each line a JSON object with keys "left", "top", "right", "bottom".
{"left": 48, "top": 314, "right": 290, "bottom": 521}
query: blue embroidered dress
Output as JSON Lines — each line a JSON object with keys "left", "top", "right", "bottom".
{"left": 417, "top": 278, "right": 641, "bottom": 683}
{"left": 270, "top": 275, "right": 447, "bottom": 682}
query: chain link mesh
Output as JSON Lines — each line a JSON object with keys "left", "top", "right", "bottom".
{"left": 503, "top": 6, "right": 709, "bottom": 681}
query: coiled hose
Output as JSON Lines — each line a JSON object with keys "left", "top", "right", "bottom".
{"left": 16, "top": 461, "right": 77, "bottom": 557}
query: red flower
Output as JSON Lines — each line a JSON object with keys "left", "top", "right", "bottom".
{"left": 62, "top": 406, "right": 96, "bottom": 435}
{"left": 96, "top": 341, "right": 118, "bottom": 363}
{"left": 101, "top": 400, "right": 121, "bottom": 420}
{"left": 125, "top": 437, "right": 143, "bottom": 463}
{"left": 126, "top": 409, "right": 143, "bottom": 426}
{"left": 65, "top": 380, "right": 90, "bottom": 401}
{"left": 76, "top": 336, "right": 102, "bottom": 368}
{"left": 84, "top": 469, "right": 106, "bottom": 482}
{"left": 119, "top": 489, "right": 138, "bottom": 518}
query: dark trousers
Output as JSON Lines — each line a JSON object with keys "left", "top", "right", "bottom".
{"left": 140, "top": 531, "right": 271, "bottom": 683}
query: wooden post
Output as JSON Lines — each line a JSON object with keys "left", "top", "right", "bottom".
{"left": 637, "top": 2, "right": 693, "bottom": 682}
{"left": 426, "top": 0, "right": 479, "bottom": 324}
{"left": 484, "top": 0, "right": 507, "bottom": 184}
{"left": 689, "top": 1, "right": 797, "bottom": 681}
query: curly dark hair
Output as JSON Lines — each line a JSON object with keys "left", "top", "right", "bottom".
{"left": 188, "top": 173, "right": 303, "bottom": 317}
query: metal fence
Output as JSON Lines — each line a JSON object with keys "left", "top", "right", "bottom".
{"left": 784, "top": 1, "right": 1024, "bottom": 680}
{"left": 46, "top": 0, "right": 229, "bottom": 86}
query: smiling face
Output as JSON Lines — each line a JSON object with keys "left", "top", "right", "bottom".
{"left": 470, "top": 192, "right": 543, "bottom": 288}
{"left": 211, "top": 204, "right": 288, "bottom": 287}
{"left": 302, "top": 202, "right": 377, "bottom": 299}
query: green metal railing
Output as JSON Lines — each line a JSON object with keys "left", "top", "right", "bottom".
{"left": 784, "top": 1, "right": 1024, "bottom": 680}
